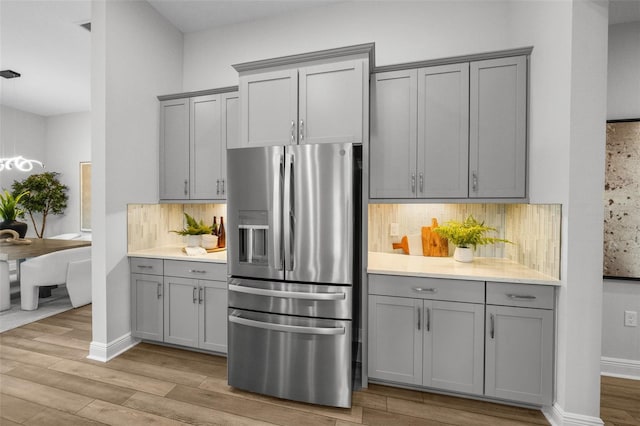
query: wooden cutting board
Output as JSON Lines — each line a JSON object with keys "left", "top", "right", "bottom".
{"left": 422, "top": 218, "right": 449, "bottom": 257}
{"left": 392, "top": 234, "right": 422, "bottom": 255}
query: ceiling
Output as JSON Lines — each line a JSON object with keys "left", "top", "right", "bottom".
{"left": 0, "top": 0, "right": 638, "bottom": 118}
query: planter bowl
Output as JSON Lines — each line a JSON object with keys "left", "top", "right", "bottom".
{"left": 453, "top": 247, "right": 474, "bottom": 263}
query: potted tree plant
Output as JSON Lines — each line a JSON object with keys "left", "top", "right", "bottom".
{"left": 170, "top": 212, "right": 213, "bottom": 247}
{"left": 433, "top": 215, "right": 512, "bottom": 262}
{"left": 0, "top": 189, "right": 30, "bottom": 238}
{"left": 12, "top": 172, "right": 69, "bottom": 238}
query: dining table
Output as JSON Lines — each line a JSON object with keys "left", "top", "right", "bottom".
{"left": 0, "top": 238, "right": 92, "bottom": 311}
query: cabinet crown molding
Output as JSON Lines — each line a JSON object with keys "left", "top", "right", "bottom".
{"left": 373, "top": 46, "right": 533, "bottom": 74}
{"left": 232, "top": 42, "right": 376, "bottom": 74}
{"left": 157, "top": 85, "right": 239, "bottom": 101}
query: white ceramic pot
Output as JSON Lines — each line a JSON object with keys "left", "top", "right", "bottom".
{"left": 186, "top": 234, "right": 201, "bottom": 248}
{"left": 201, "top": 234, "right": 218, "bottom": 249}
{"left": 453, "top": 246, "right": 474, "bottom": 263}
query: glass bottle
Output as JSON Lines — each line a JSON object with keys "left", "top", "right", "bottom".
{"left": 217, "top": 216, "right": 226, "bottom": 248}
{"left": 212, "top": 216, "right": 219, "bottom": 236}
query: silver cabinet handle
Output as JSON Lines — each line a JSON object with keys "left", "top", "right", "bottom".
{"left": 221, "top": 179, "right": 225, "bottom": 195}
{"left": 417, "top": 307, "right": 421, "bottom": 330}
{"left": 290, "top": 120, "right": 295, "bottom": 143}
{"left": 188, "top": 269, "right": 207, "bottom": 274}
{"left": 299, "top": 119, "right": 304, "bottom": 142}
{"left": 490, "top": 313, "right": 495, "bottom": 339}
{"left": 199, "top": 287, "right": 203, "bottom": 304}
{"left": 426, "top": 307, "right": 430, "bottom": 332}
{"left": 136, "top": 265, "right": 153, "bottom": 269}
{"left": 192, "top": 287, "right": 197, "bottom": 303}
{"left": 419, "top": 172, "right": 424, "bottom": 193}
{"left": 472, "top": 172, "right": 478, "bottom": 193}
{"left": 184, "top": 179, "right": 188, "bottom": 196}
{"left": 229, "top": 284, "right": 345, "bottom": 300}
{"left": 157, "top": 283, "right": 162, "bottom": 299}
{"left": 229, "top": 313, "right": 345, "bottom": 335}
{"left": 216, "top": 179, "right": 220, "bottom": 195}
{"left": 507, "top": 294, "right": 537, "bottom": 301}
{"left": 413, "top": 287, "right": 437, "bottom": 293}
{"left": 411, "top": 173, "right": 416, "bottom": 194}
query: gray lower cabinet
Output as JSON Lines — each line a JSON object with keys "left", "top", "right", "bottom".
{"left": 130, "top": 257, "right": 227, "bottom": 354}
{"left": 485, "top": 282, "right": 554, "bottom": 405}
{"left": 368, "top": 275, "right": 485, "bottom": 395}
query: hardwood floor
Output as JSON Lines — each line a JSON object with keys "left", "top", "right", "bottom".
{"left": 0, "top": 305, "right": 637, "bottom": 425}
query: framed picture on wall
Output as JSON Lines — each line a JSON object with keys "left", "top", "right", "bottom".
{"left": 603, "top": 119, "right": 640, "bottom": 280}
{"left": 80, "top": 161, "right": 91, "bottom": 231}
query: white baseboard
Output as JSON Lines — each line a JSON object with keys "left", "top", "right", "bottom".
{"left": 543, "top": 404, "right": 604, "bottom": 426}
{"left": 601, "top": 356, "right": 640, "bottom": 380}
{"left": 87, "top": 332, "right": 139, "bottom": 362}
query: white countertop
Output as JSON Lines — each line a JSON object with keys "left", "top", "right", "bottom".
{"left": 368, "top": 251, "right": 560, "bottom": 286}
{"left": 128, "top": 246, "right": 227, "bottom": 263}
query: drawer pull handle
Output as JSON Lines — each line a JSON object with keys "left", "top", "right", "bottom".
{"left": 188, "top": 269, "right": 207, "bottom": 274}
{"left": 413, "top": 287, "right": 437, "bottom": 293}
{"left": 507, "top": 294, "right": 537, "bottom": 301}
{"left": 136, "top": 265, "right": 153, "bottom": 269}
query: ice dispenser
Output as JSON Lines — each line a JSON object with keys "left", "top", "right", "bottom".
{"left": 238, "top": 211, "right": 269, "bottom": 265}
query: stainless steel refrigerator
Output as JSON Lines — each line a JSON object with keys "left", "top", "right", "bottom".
{"left": 227, "top": 142, "right": 361, "bottom": 408}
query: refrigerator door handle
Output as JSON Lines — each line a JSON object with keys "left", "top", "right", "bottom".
{"left": 229, "top": 312, "right": 345, "bottom": 335}
{"left": 283, "top": 152, "right": 294, "bottom": 271}
{"left": 273, "top": 152, "right": 284, "bottom": 271}
{"left": 229, "top": 284, "right": 346, "bottom": 300}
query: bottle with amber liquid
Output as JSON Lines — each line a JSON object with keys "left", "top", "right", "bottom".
{"left": 211, "top": 216, "right": 219, "bottom": 236}
{"left": 217, "top": 216, "right": 226, "bottom": 248}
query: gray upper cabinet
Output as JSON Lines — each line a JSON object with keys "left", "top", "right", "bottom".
{"left": 159, "top": 90, "right": 238, "bottom": 201}
{"left": 234, "top": 44, "right": 374, "bottom": 149}
{"left": 370, "top": 69, "right": 418, "bottom": 198}
{"left": 370, "top": 64, "right": 468, "bottom": 199}
{"left": 159, "top": 99, "right": 190, "bottom": 200}
{"left": 370, "top": 50, "right": 529, "bottom": 201}
{"left": 470, "top": 56, "right": 527, "bottom": 198}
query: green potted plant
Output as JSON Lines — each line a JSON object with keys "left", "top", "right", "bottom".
{"left": 170, "top": 213, "right": 213, "bottom": 247}
{"left": 12, "top": 172, "right": 68, "bottom": 238}
{"left": 433, "top": 215, "right": 512, "bottom": 262}
{"left": 0, "top": 189, "right": 30, "bottom": 238}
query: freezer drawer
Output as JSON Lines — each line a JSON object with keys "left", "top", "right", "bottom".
{"left": 228, "top": 309, "right": 352, "bottom": 408}
{"left": 228, "top": 277, "right": 352, "bottom": 320}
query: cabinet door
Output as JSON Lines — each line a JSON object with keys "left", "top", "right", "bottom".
{"left": 190, "top": 95, "right": 222, "bottom": 200}
{"left": 159, "top": 99, "right": 190, "bottom": 200}
{"left": 240, "top": 69, "right": 298, "bottom": 147}
{"left": 220, "top": 91, "right": 239, "bottom": 197}
{"left": 368, "top": 295, "right": 422, "bottom": 384}
{"left": 163, "top": 277, "right": 199, "bottom": 347}
{"left": 423, "top": 300, "right": 484, "bottom": 395}
{"left": 417, "top": 63, "right": 469, "bottom": 198}
{"left": 369, "top": 69, "right": 418, "bottom": 198}
{"left": 470, "top": 56, "right": 527, "bottom": 198}
{"left": 198, "top": 280, "right": 227, "bottom": 353}
{"left": 131, "top": 273, "right": 163, "bottom": 341}
{"left": 299, "top": 60, "right": 363, "bottom": 145}
{"left": 485, "top": 305, "right": 553, "bottom": 405}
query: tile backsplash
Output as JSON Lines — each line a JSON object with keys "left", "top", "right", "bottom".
{"left": 128, "top": 203, "right": 227, "bottom": 252}
{"left": 368, "top": 203, "right": 561, "bottom": 278}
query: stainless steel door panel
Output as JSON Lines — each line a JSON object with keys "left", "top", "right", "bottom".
{"left": 227, "top": 146, "right": 284, "bottom": 280}
{"left": 228, "top": 277, "right": 352, "bottom": 319}
{"left": 286, "top": 143, "right": 353, "bottom": 284}
{"left": 228, "top": 309, "right": 352, "bottom": 408}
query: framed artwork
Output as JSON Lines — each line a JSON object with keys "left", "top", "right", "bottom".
{"left": 603, "top": 119, "right": 640, "bottom": 280}
{"left": 80, "top": 162, "right": 91, "bottom": 231}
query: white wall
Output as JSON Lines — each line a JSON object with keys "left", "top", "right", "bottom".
{"left": 44, "top": 111, "right": 91, "bottom": 237}
{"left": 0, "top": 105, "right": 46, "bottom": 232}
{"left": 607, "top": 22, "right": 640, "bottom": 120}
{"left": 91, "top": 0, "right": 183, "bottom": 358}
{"left": 183, "top": 0, "right": 608, "bottom": 422}
{"left": 602, "top": 20, "right": 640, "bottom": 379}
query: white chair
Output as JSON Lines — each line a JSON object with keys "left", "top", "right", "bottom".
{"left": 20, "top": 246, "right": 92, "bottom": 311}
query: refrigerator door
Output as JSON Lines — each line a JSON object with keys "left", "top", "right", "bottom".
{"left": 284, "top": 143, "right": 353, "bottom": 285}
{"left": 227, "top": 146, "right": 284, "bottom": 281}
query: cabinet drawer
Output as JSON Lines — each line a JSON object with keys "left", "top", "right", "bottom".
{"left": 164, "top": 260, "right": 226, "bottom": 281}
{"left": 369, "top": 274, "right": 484, "bottom": 304}
{"left": 130, "top": 257, "right": 164, "bottom": 276}
{"left": 486, "top": 282, "right": 554, "bottom": 309}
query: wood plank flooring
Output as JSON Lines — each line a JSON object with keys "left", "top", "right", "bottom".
{"left": 0, "top": 305, "right": 637, "bottom": 425}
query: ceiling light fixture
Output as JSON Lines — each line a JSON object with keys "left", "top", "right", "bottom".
{"left": 0, "top": 70, "right": 21, "bottom": 79}
{"left": 0, "top": 156, "right": 45, "bottom": 172}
